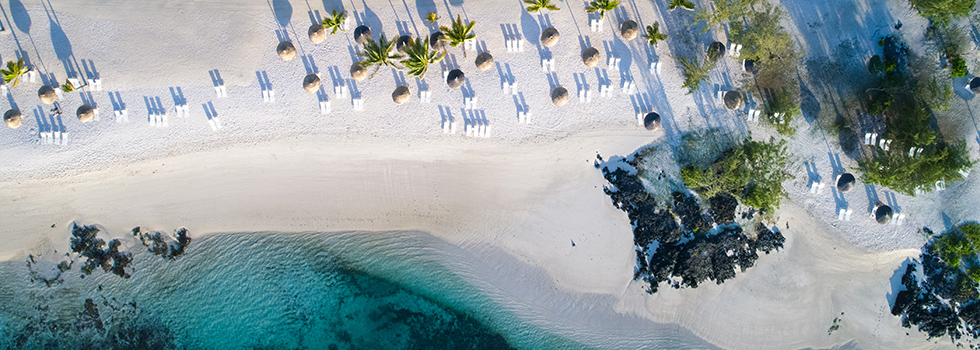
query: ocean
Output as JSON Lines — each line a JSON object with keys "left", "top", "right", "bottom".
{"left": 0, "top": 229, "right": 715, "bottom": 349}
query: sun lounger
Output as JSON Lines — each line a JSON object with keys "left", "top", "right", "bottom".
{"left": 67, "top": 78, "right": 82, "bottom": 90}
{"left": 465, "top": 124, "right": 473, "bottom": 137}
{"left": 897, "top": 214, "right": 906, "bottom": 225}
{"left": 599, "top": 84, "right": 610, "bottom": 97}
{"left": 59, "top": 132, "right": 67, "bottom": 145}
{"left": 810, "top": 181, "right": 819, "bottom": 194}
{"left": 845, "top": 209, "right": 852, "bottom": 221}
{"left": 87, "top": 79, "right": 102, "bottom": 92}
{"left": 716, "top": 90, "right": 724, "bottom": 104}
{"left": 352, "top": 98, "right": 364, "bottom": 111}
{"left": 622, "top": 80, "right": 636, "bottom": 94}
{"left": 838, "top": 209, "right": 846, "bottom": 220}
{"left": 450, "top": 121, "right": 457, "bottom": 134}
{"left": 865, "top": 133, "right": 872, "bottom": 145}
{"left": 817, "top": 182, "right": 825, "bottom": 194}
{"left": 93, "top": 108, "right": 100, "bottom": 122}
{"left": 541, "top": 59, "right": 555, "bottom": 72}
{"left": 0, "top": 84, "right": 7, "bottom": 97}
{"left": 26, "top": 70, "right": 36, "bottom": 83}
{"left": 518, "top": 111, "right": 529, "bottom": 124}
{"left": 464, "top": 38, "right": 477, "bottom": 50}
{"left": 213, "top": 117, "right": 221, "bottom": 129}
{"left": 320, "top": 101, "right": 331, "bottom": 115}
{"left": 590, "top": 19, "right": 603, "bottom": 32}
{"left": 214, "top": 85, "right": 227, "bottom": 98}
{"left": 208, "top": 118, "right": 217, "bottom": 130}
{"left": 608, "top": 57, "right": 620, "bottom": 71}
{"left": 464, "top": 97, "right": 478, "bottom": 110}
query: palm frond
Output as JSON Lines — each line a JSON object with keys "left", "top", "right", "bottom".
{"left": 401, "top": 37, "right": 445, "bottom": 79}
{"left": 1, "top": 58, "right": 27, "bottom": 87}
{"left": 524, "top": 0, "right": 561, "bottom": 12}
{"left": 644, "top": 22, "right": 669, "bottom": 46}
{"left": 440, "top": 15, "right": 477, "bottom": 58}
{"left": 586, "top": 0, "right": 620, "bottom": 19}
{"left": 358, "top": 34, "right": 404, "bottom": 78}
{"left": 322, "top": 9, "right": 347, "bottom": 35}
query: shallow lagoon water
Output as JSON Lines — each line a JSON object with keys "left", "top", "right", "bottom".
{"left": 0, "top": 230, "right": 715, "bottom": 349}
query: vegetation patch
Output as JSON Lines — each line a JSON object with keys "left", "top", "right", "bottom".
{"left": 857, "top": 35, "right": 974, "bottom": 195}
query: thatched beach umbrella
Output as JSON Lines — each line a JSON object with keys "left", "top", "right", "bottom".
{"left": 582, "top": 47, "right": 600, "bottom": 67}
{"left": 309, "top": 24, "right": 326, "bottom": 44}
{"left": 38, "top": 85, "right": 57, "bottom": 105}
{"left": 303, "top": 73, "right": 321, "bottom": 94}
{"left": 874, "top": 203, "right": 893, "bottom": 224}
{"left": 354, "top": 25, "right": 372, "bottom": 45}
{"left": 644, "top": 112, "right": 661, "bottom": 131}
{"left": 396, "top": 35, "right": 412, "bottom": 54}
{"left": 724, "top": 91, "right": 742, "bottom": 110}
{"left": 277, "top": 41, "right": 297, "bottom": 61}
{"left": 620, "top": 20, "right": 638, "bottom": 40}
{"left": 475, "top": 52, "right": 493, "bottom": 71}
{"left": 447, "top": 69, "right": 465, "bottom": 89}
{"left": 707, "top": 41, "right": 726, "bottom": 62}
{"left": 430, "top": 32, "right": 448, "bottom": 51}
{"left": 541, "top": 27, "right": 560, "bottom": 48}
{"left": 4, "top": 109, "right": 22, "bottom": 129}
{"left": 350, "top": 63, "right": 367, "bottom": 82}
{"left": 836, "top": 173, "right": 856, "bottom": 192}
{"left": 551, "top": 87, "right": 569, "bottom": 106}
{"left": 76, "top": 104, "right": 95, "bottom": 123}
{"left": 392, "top": 85, "right": 410, "bottom": 104}
{"left": 971, "top": 77, "right": 980, "bottom": 94}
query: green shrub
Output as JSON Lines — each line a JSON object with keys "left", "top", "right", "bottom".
{"left": 969, "top": 264, "right": 980, "bottom": 283}
{"left": 678, "top": 56, "right": 713, "bottom": 94}
{"left": 867, "top": 91, "right": 893, "bottom": 116}
{"left": 950, "top": 56, "right": 968, "bottom": 77}
{"left": 869, "top": 55, "right": 885, "bottom": 75}
{"left": 911, "top": 76, "right": 952, "bottom": 111}
{"left": 936, "top": 231, "right": 974, "bottom": 267}
{"left": 681, "top": 137, "right": 792, "bottom": 214}
{"left": 858, "top": 139, "right": 974, "bottom": 195}
{"left": 908, "top": 0, "right": 975, "bottom": 26}
{"left": 884, "top": 59, "right": 898, "bottom": 72}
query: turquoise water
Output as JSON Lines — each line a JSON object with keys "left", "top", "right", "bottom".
{"left": 0, "top": 230, "right": 716, "bottom": 349}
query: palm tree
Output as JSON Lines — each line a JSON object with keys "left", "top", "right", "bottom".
{"left": 401, "top": 37, "right": 445, "bottom": 80}
{"left": 586, "top": 0, "right": 620, "bottom": 20}
{"left": 1, "top": 58, "right": 28, "bottom": 87}
{"left": 525, "top": 0, "right": 560, "bottom": 12}
{"left": 644, "top": 22, "right": 668, "bottom": 46}
{"left": 668, "top": 0, "right": 695, "bottom": 11}
{"left": 321, "top": 9, "right": 347, "bottom": 35}
{"left": 440, "top": 15, "right": 476, "bottom": 58}
{"left": 426, "top": 13, "right": 439, "bottom": 24}
{"left": 358, "top": 34, "right": 404, "bottom": 78}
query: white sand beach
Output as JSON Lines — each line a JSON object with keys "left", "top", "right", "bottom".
{"left": 0, "top": 0, "right": 974, "bottom": 348}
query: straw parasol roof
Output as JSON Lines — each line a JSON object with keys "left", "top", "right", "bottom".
{"left": 541, "top": 27, "right": 560, "bottom": 47}
{"left": 430, "top": 32, "right": 448, "bottom": 51}
{"left": 875, "top": 203, "right": 893, "bottom": 224}
{"left": 836, "top": 173, "right": 856, "bottom": 192}
{"left": 644, "top": 112, "right": 661, "bottom": 131}
{"left": 303, "top": 74, "right": 321, "bottom": 94}
{"left": 620, "top": 20, "right": 638, "bottom": 40}
{"left": 707, "top": 41, "right": 726, "bottom": 62}
{"left": 971, "top": 77, "right": 980, "bottom": 94}
{"left": 354, "top": 25, "right": 371, "bottom": 45}
{"left": 582, "top": 47, "right": 600, "bottom": 67}
{"left": 350, "top": 63, "right": 367, "bottom": 82}
{"left": 277, "top": 41, "right": 297, "bottom": 61}
{"left": 392, "top": 85, "right": 410, "bottom": 104}
{"left": 396, "top": 35, "right": 412, "bottom": 54}
{"left": 551, "top": 87, "right": 569, "bottom": 106}
{"left": 447, "top": 69, "right": 465, "bottom": 89}
{"left": 309, "top": 24, "right": 326, "bottom": 44}
{"left": 724, "top": 91, "right": 742, "bottom": 110}
{"left": 4, "top": 109, "right": 22, "bottom": 129}
{"left": 475, "top": 52, "right": 493, "bottom": 71}
{"left": 38, "top": 85, "right": 57, "bottom": 104}
{"left": 76, "top": 104, "right": 95, "bottom": 123}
